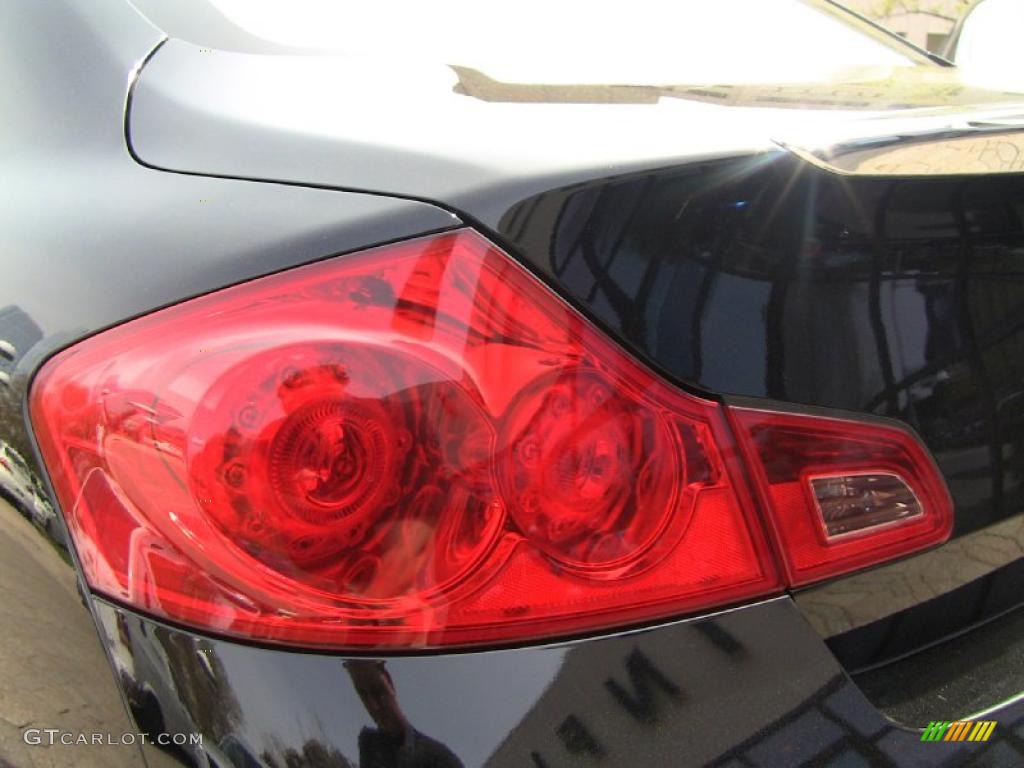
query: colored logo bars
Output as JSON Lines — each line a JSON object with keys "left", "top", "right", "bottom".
{"left": 921, "top": 721, "right": 997, "bottom": 742}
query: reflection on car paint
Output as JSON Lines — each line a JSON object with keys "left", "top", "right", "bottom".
{"left": 497, "top": 156, "right": 1024, "bottom": 659}
{"left": 92, "top": 597, "right": 1024, "bottom": 767}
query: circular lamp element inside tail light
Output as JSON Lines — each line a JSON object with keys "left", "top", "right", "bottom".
{"left": 187, "top": 342, "right": 503, "bottom": 600}
{"left": 269, "top": 397, "right": 398, "bottom": 522}
{"left": 502, "top": 369, "right": 682, "bottom": 573}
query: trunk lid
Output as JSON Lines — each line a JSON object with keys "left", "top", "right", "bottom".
{"left": 129, "top": 38, "right": 1024, "bottom": 213}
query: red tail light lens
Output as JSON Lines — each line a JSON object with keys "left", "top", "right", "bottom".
{"left": 729, "top": 408, "right": 953, "bottom": 586}
{"left": 31, "top": 230, "right": 954, "bottom": 648}
{"left": 30, "top": 230, "right": 781, "bottom": 649}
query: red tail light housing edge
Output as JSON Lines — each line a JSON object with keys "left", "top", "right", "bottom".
{"left": 30, "top": 230, "right": 953, "bottom": 649}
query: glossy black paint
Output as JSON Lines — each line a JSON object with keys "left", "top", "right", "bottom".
{"left": 127, "top": 19, "right": 1022, "bottom": 227}
{"left": 93, "top": 596, "right": 1024, "bottom": 768}
{"left": 3, "top": 0, "right": 1024, "bottom": 766}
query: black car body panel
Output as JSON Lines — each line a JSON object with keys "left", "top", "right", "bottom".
{"left": 128, "top": 33, "right": 1024, "bottom": 224}
{"left": 91, "top": 596, "right": 1024, "bottom": 768}
{"left": 3, "top": 0, "right": 1024, "bottom": 766}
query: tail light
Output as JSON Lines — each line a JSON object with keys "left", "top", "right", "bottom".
{"left": 30, "top": 230, "right": 951, "bottom": 650}
{"left": 729, "top": 408, "right": 953, "bottom": 586}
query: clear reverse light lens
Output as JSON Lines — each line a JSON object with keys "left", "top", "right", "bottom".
{"left": 810, "top": 472, "right": 922, "bottom": 538}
